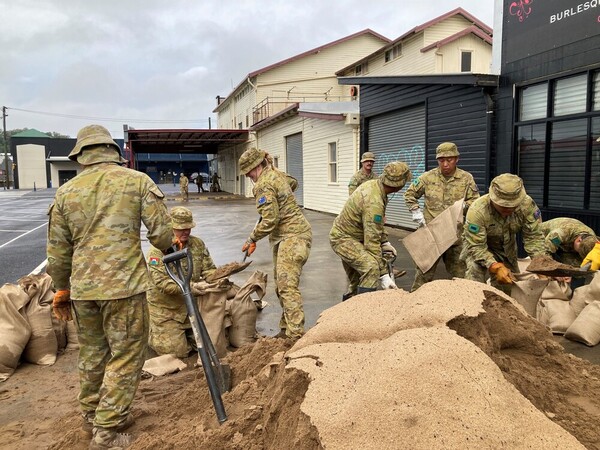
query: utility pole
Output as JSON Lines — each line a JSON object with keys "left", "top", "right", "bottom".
{"left": 2, "top": 106, "right": 9, "bottom": 190}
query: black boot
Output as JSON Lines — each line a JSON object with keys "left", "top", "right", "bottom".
{"left": 342, "top": 292, "right": 355, "bottom": 302}
{"left": 356, "top": 286, "right": 376, "bottom": 294}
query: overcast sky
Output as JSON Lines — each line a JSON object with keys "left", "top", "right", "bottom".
{"left": 0, "top": 1, "right": 494, "bottom": 138}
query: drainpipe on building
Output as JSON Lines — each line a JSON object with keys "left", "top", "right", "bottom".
{"left": 2, "top": 106, "right": 9, "bottom": 190}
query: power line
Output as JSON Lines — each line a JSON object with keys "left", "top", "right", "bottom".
{"left": 6, "top": 106, "right": 210, "bottom": 124}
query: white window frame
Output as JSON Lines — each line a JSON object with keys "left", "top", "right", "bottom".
{"left": 384, "top": 43, "right": 402, "bottom": 63}
{"left": 460, "top": 50, "right": 473, "bottom": 72}
{"left": 328, "top": 142, "right": 338, "bottom": 183}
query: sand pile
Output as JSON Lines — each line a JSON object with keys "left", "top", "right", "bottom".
{"left": 40, "top": 280, "right": 600, "bottom": 449}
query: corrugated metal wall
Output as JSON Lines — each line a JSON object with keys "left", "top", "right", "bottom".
{"left": 368, "top": 105, "right": 426, "bottom": 229}
{"left": 285, "top": 133, "right": 304, "bottom": 206}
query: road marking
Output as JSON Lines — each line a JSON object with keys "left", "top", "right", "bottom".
{"left": 0, "top": 218, "right": 48, "bottom": 222}
{"left": 0, "top": 222, "right": 47, "bottom": 249}
{"left": 30, "top": 259, "right": 48, "bottom": 275}
{"left": 0, "top": 229, "right": 33, "bottom": 232}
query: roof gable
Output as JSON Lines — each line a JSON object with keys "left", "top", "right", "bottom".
{"left": 420, "top": 25, "right": 493, "bottom": 53}
{"left": 11, "top": 129, "right": 51, "bottom": 138}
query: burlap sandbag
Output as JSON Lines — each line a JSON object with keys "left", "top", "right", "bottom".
{"left": 510, "top": 278, "right": 549, "bottom": 317}
{"left": 541, "top": 280, "right": 572, "bottom": 301}
{"left": 18, "top": 274, "right": 58, "bottom": 365}
{"left": 565, "top": 301, "right": 600, "bottom": 346}
{"left": 537, "top": 299, "right": 576, "bottom": 334}
{"left": 66, "top": 320, "right": 79, "bottom": 349}
{"left": 0, "top": 284, "right": 32, "bottom": 381}
{"left": 571, "top": 272, "right": 600, "bottom": 316}
{"left": 197, "top": 289, "right": 229, "bottom": 358}
{"left": 228, "top": 271, "right": 267, "bottom": 348}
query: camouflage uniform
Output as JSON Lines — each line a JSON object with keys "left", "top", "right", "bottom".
{"left": 348, "top": 169, "right": 377, "bottom": 195}
{"left": 330, "top": 162, "right": 411, "bottom": 295}
{"left": 147, "top": 235, "right": 216, "bottom": 357}
{"left": 248, "top": 164, "right": 312, "bottom": 339}
{"left": 541, "top": 217, "right": 597, "bottom": 266}
{"left": 46, "top": 125, "right": 173, "bottom": 432}
{"left": 404, "top": 166, "right": 479, "bottom": 291}
{"left": 463, "top": 194, "right": 546, "bottom": 291}
{"left": 179, "top": 175, "right": 189, "bottom": 201}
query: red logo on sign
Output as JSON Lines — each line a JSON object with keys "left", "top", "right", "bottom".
{"left": 509, "top": 0, "right": 533, "bottom": 22}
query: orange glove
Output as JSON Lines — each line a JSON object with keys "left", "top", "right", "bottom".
{"left": 172, "top": 237, "right": 184, "bottom": 250}
{"left": 489, "top": 262, "right": 515, "bottom": 285}
{"left": 242, "top": 238, "right": 256, "bottom": 256}
{"left": 53, "top": 289, "right": 72, "bottom": 321}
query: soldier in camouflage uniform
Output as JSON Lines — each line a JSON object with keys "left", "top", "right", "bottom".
{"left": 404, "top": 142, "right": 480, "bottom": 291}
{"left": 179, "top": 173, "right": 189, "bottom": 201}
{"left": 348, "top": 151, "right": 377, "bottom": 195}
{"left": 238, "top": 147, "right": 312, "bottom": 340}
{"left": 463, "top": 173, "right": 547, "bottom": 293}
{"left": 540, "top": 217, "right": 597, "bottom": 267}
{"left": 47, "top": 125, "right": 174, "bottom": 450}
{"left": 146, "top": 207, "right": 217, "bottom": 357}
{"left": 330, "top": 162, "right": 412, "bottom": 298}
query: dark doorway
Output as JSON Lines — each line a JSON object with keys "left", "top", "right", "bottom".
{"left": 58, "top": 170, "right": 77, "bottom": 186}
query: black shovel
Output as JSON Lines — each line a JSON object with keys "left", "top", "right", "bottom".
{"left": 163, "top": 247, "right": 231, "bottom": 424}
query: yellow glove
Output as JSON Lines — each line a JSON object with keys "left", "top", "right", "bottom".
{"left": 489, "top": 262, "right": 515, "bottom": 285}
{"left": 582, "top": 242, "right": 600, "bottom": 271}
{"left": 53, "top": 289, "right": 72, "bottom": 321}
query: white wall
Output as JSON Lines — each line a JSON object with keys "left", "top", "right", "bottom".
{"left": 16, "top": 144, "right": 47, "bottom": 189}
{"left": 50, "top": 161, "right": 81, "bottom": 188}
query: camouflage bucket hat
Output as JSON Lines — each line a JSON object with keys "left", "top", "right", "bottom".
{"left": 489, "top": 173, "right": 526, "bottom": 208}
{"left": 380, "top": 161, "right": 411, "bottom": 188}
{"left": 170, "top": 207, "right": 196, "bottom": 230}
{"left": 360, "top": 152, "right": 376, "bottom": 163}
{"left": 68, "top": 124, "right": 123, "bottom": 162}
{"left": 239, "top": 148, "right": 266, "bottom": 175}
{"left": 436, "top": 142, "right": 460, "bottom": 158}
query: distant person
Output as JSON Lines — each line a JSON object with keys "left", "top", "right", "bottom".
{"left": 179, "top": 173, "right": 189, "bottom": 201}
{"left": 330, "top": 162, "right": 412, "bottom": 299}
{"left": 238, "top": 147, "right": 311, "bottom": 340}
{"left": 211, "top": 172, "right": 221, "bottom": 192}
{"left": 348, "top": 152, "right": 377, "bottom": 195}
{"left": 463, "top": 173, "right": 547, "bottom": 293}
{"left": 46, "top": 124, "right": 174, "bottom": 449}
{"left": 195, "top": 174, "right": 206, "bottom": 193}
{"left": 541, "top": 217, "right": 597, "bottom": 267}
{"left": 404, "top": 142, "right": 479, "bottom": 292}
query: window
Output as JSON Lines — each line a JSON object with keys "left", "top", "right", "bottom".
{"left": 515, "top": 69, "right": 600, "bottom": 212}
{"left": 384, "top": 43, "right": 402, "bottom": 62}
{"left": 328, "top": 142, "right": 337, "bottom": 183}
{"left": 460, "top": 51, "right": 472, "bottom": 72}
{"left": 273, "top": 156, "right": 279, "bottom": 168}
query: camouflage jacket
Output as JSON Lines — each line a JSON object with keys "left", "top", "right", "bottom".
{"left": 348, "top": 169, "right": 377, "bottom": 195}
{"left": 47, "top": 162, "right": 173, "bottom": 300}
{"left": 330, "top": 179, "right": 389, "bottom": 272}
{"left": 541, "top": 217, "right": 596, "bottom": 258}
{"left": 404, "top": 167, "right": 479, "bottom": 222}
{"left": 180, "top": 175, "right": 189, "bottom": 189}
{"left": 463, "top": 194, "right": 546, "bottom": 268}
{"left": 147, "top": 235, "right": 216, "bottom": 311}
{"left": 250, "top": 166, "right": 312, "bottom": 245}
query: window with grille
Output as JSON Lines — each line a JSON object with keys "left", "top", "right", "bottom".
{"left": 384, "top": 44, "right": 402, "bottom": 63}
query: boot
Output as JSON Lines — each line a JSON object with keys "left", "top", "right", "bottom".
{"left": 82, "top": 414, "right": 135, "bottom": 439}
{"left": 356, "top": 286, "right": 376, "bottom": 294}
{"left": 89, "top": 428, "right": 132, "bottom": 450}
{"left": 342, "top": 292, "right": 354, "bottom": 302}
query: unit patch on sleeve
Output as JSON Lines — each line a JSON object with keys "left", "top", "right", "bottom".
{"left": 374, "top": 214, "right": 383, "bottom": 223}
{"left": 149, "top": 256, "right": 160, "bottom": 266}
{"left": 467, "top": 223, "right": 480, "bottom": 234}
{"left": 551, "top": 237, "right": 561, "bottom": 246}
{"left": 534, "top": 209, "right": 542, "bottom": 220}
{"left": 258, "top": 196, "right": 267, "bottom": 205}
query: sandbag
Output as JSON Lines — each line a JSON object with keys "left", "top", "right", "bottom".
{"left": 540, "top": 280, "right": 572, "bottom": 302}
{"left": 18, "top": 274, "right": 58, "bottom": 365}
{"left": 66, "top": 320, "right": 80, "bottom": 349}
{"left": 197, "top": 289, "right": 229, "bottom": 358}
{"left": 565, "top": 301, "right": 600, "bottom": 346}
{"left": 228, "top": 271, "right": 267, "bottom": 348}
{"left": 570, "top": 272, "right": 600, "bottom": 316}
{"left": 0, "top": 284, "right": 32, "bottom": 381}
{"left": 52, "top": 314, "right": 68, "bottom": 351}
{"left": 510, "top": 278, "right": 549, "bottom": 317}
{"left": 537, "top": 299, "right": 576, "bottom": 334}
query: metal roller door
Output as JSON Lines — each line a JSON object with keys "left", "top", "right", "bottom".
{"left": 368, "top": 104, "right": 426, "bottom": 229}
{"left": 285, "top": 133, "right": 304, "bottom": 206}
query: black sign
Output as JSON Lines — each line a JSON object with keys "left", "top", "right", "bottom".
{"left": 503, "top": 0, "right": 600, "bottom": 63}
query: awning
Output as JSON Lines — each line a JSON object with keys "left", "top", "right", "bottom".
{"left": 125, "top": 129, "right": 249, "bottom": 154}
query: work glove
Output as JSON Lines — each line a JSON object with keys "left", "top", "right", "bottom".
{"left": 242, "top": 238, "right": 256, "bottom": 256}
{"left": 172, "top": 237, "right": 184, "bottom": 250}
{"left": 381, "top": 241, "right": 397, "bottom": 258}
{"left": 581, "top": 242, "right": 600, "bottom": 271}
{"left": 411, "top": 208, "right": 426, "bottom": 227}
{"left": 191, "top": 281, "right": 211, "bottom": 296}
{"left": 489, "top": 262, "right": 516, "bottom": 285}
{"left": 379, "top": 274, "right": 398, "bottom": 290}
{"left": 52, "top": 289, "right": 72, "bottom": 321}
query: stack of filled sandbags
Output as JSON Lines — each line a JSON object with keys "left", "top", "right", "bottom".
{"left": 565, "top": 272, "right": 600, "bottom": 346}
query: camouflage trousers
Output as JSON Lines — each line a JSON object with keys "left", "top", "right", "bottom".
{"left": 272, "top": 235, "right": 311, "bottom": 338}
{"left": 72, "top": 293, "right": 148, "bottom": 429}
{"left": 330, "top": 237, "right": 381, "bottom": 292}
{"left": 464, "top": 255, "right": 519, "bottom": 295}
{"left": 148, "top": 305, "right": 194, "bottom": 358}
{"left": 411, "top": 243, "right": 465, "bottom": 292}
{"left": 180, "top": 187, "right": 189, "bottom": 201}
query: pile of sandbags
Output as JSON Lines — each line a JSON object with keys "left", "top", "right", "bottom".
{"left": 511, "top": 258, "right": 600, "bottom": 346}
{"left": 0, "top": 273, "right": 78, "bottom": 382}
